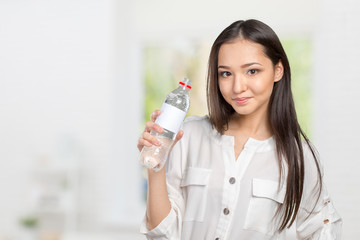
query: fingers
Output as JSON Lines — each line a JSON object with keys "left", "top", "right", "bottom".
{"left": 169, "top": 130, "right": 184, "bottom": 153}
{"left": 138, "top": 110, "right": 163, "bottom": 152}
{"left": 137, "top": 134, "right": 160, "bottom": 151}
{"left": 143, "top": 131, "right": 162, "bottom": 146}
{"left": 145, "top": 110, "right": 163, "bottom": 133}
{"left": 137, "top": 138, "right": 152, "bottom": 151}
{"left": 137, "top": 131, "right": 162, "bottom": 151}
{"left": 175, "top": 130, "right": 184, "bottom": 143}
{"left": 144, "top": 121, "right": 163, "bottom": 134}
{"left": 150, "top": 110, "right": 161, "bottom": 122}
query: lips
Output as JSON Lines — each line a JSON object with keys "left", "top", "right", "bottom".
{"left": 233, "top": 97, "right": 251, "bottom": 105}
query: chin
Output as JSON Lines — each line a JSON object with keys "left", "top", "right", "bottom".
{"left": 231, "top": 101, "right": 267, "bottom": 117}
{"left": 234, "top": 111, "right": 254, "bottom": 116}
{"left": 232, "top": 106, "right": 254, "bottom": 116}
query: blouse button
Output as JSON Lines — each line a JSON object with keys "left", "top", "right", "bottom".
{"left": 223, "top": 208, "right": 230, "bottom": 215}
{"left": 215, "top": 238, "right": 220, "bottom": 240}
{"left": 229, "top": 177, "right": 236, "bottom": 184}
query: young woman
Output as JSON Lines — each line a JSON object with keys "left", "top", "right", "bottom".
{"left": 137, "top": 19, "right": 342, "bottom": 239}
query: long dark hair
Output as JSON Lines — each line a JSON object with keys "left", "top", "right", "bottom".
{"left": 206, "top": 19, "right": 322, "bottom": 231}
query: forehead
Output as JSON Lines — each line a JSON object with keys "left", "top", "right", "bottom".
{"left": 218, "top": 39, "right": 270, "bottom": 65}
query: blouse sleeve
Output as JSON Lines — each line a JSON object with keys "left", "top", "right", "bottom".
{"left": 296, "top": 146, "right": 342, "bottom": 239}
{"left": 140, "top": 138, "right": 186, "bottom": 240}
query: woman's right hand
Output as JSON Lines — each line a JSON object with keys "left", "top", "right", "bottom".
{"left": 137, "top": 110, "right": 184, "bottom": 152}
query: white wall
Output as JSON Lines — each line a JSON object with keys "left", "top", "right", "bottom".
{"left": 133, "top": 0, "right": 321, "bottom": 41}
{"left": 0, "top": 0, "right": 144, "bottom": 235}
{"left": 313, "top": 0, "right": 360, "bottom": 238}
{"left": 103, "top": 0, "right": 145, "bottom": 227}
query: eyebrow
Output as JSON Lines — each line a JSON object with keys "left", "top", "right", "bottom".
{"left": 218, "top": 62, "right": 262, "bottom": 69}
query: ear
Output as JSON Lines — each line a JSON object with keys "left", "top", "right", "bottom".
{"left": 274, "top": 60, "right": 284, "bottom": 82}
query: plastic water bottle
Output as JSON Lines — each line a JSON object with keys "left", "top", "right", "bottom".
{"left": 139, "top": 78, "right": 191, "bottom": 171}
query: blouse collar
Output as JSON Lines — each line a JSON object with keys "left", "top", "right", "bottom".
{"left": 206, "top": 117, "right": 275, "bottom": 152}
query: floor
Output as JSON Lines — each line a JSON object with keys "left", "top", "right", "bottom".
{"left": 62, "top": 227, "right": 296, "bottom": 240}
{"left": 63, "top": 232, "right": 144, "bottom": 240}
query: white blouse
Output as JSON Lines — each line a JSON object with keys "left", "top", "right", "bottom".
{"left": 140, "top": 116, "right": 342, "bottom": 240}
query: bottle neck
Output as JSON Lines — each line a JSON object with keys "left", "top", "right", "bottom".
{"left": 178, "top": 82, "right": 191, "bottom": 91}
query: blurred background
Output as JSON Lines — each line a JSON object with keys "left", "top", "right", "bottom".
{"left": 0, "top": 0, "right": 359, "bottom": 239}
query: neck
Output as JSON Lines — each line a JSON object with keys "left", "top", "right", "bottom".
{"left": 226, "top": 109, "right": 273, "bottom": 140}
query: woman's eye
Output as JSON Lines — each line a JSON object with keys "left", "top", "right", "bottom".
{"left": 220, "top": 71, "right": 231, "bottom": 77}
{"left": 247, "top": 69, "right": 259, "bottom": 75}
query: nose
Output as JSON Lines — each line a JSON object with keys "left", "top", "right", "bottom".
{"left": 233, "top": 74, "right": 247, "bottom": 93}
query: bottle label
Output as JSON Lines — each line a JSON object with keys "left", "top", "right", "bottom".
{"left": 155, "top": 103, "right": 186, "bottom": 134}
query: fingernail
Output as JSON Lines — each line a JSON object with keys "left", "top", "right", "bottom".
{"left": 156, "top": 140, "right": 161, "bottom": 146}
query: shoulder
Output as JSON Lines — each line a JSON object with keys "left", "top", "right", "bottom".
{"left": 184, "top": 115, "right": 209, "bottom": 123}
{"left": 183, "top": 115, "right": 211, "bottom": 131}
{"left": 180, "top": 115, "right": 215, "bottom": 143}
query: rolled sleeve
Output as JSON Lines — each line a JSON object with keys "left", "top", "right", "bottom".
{"left": 296, "top": 193, "right": 342, "bottom": 239}
{"left": 140, "top": 206, "right": 177, "bottom": 239}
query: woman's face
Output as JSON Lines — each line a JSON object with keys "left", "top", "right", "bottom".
{"left": 217, "top": 39, "right": 283, "bottom": 118}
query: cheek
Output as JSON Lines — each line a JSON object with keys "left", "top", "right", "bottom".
{"left": 250, "top": 81, "right": 266, "bottom": 95}
{"left": 251, "top": 76, "right": 274, "bottom": 95}
{"left": 218, "top": 82, "right": 230, "bottom": 98}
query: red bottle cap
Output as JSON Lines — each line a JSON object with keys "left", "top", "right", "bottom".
{"left": 179, "top": 81, "right": 191, "bottom": 89}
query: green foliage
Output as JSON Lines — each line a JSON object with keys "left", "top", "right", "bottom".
{"left": 282, "top": 38, "right": 312, "bottom": 137}
{"left": 143, "top": 44, "right": 204, "bottom": 124}
{"left": 143, "top": 47, "right": 177, "bottom": 124}
{"left": 19, "top": 216, "right": 38, "bottom": 228}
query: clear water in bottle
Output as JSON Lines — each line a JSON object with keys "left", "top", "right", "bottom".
{"left": 139, "top": 78, "right": 191, "bottom": 171}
